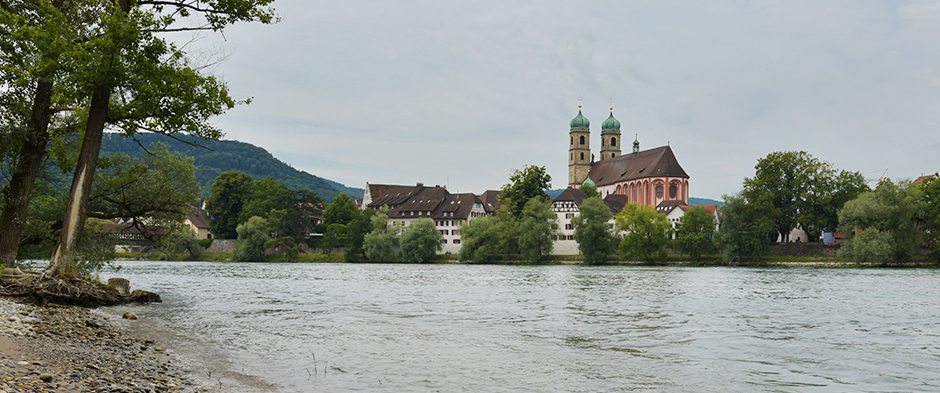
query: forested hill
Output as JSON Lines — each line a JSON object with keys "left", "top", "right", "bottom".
{"left": 100, "top": 133, "right": 363, "bottom": 201}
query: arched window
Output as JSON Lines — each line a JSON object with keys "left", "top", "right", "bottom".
{"left": 579, "top": 135, "right": 585, "bottom": 145}
{"left": 611, "top": 137, "right": 617, "bottom": 146}
{"left": 669, "top": 185, "right": 677, "bottom": 199}
{"left": 611, "top": 153, "right": 615, "bottom": 158}
{"left": 656, "top": 185, "right": 664, "bottom": 199}
{"left": 580, "top": 152, "right": 584, "bottom": 160}
{"left": 570, "top": 136, "right": 573, "bottom": 145}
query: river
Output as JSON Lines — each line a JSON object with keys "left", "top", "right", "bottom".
{"left": 100, "top": 261, "right": 940, "bottom": 392}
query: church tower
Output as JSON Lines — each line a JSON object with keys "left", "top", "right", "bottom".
{"left": 568, "top": 102, "right": 591, "bottom": 187}
{"left": 600, "top": 104, "right": 621, "bottom": 161}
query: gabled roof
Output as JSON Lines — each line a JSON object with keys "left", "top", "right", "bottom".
{"left": 587, "top": 145, "right": 689, "bottom": 187}
{"left": 913, "top": 172, "right": 939, "bottom": 185}
{"left": 479, "top": 190, "right": 502, "bottom": 214}
{"left": 388, "top": 186, "right": 449, "bottom": 218}
{"left": 552, "top": 187, "right": 589, "bottom": 206}
{"left": 367, "top": 184, "right": 423, "bottom": 209}
{"left": 604, "top": 195, "right": 629, "bottom": 215}
{"left": 187, "top": 206, "right": 211, "bottom": 229}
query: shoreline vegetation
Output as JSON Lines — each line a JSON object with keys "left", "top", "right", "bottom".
{"left": 114, "top": 251, "right": 938, "bottom": 268}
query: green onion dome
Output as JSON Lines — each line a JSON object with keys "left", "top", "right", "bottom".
{"left": 601, "top": 112, "right": 620, "bottom": 131}
{"left": 582, "top": 177, "right": 596, "bottom": 188}
{"left": 570, "top": 110, "right": 590, "bottom": 130}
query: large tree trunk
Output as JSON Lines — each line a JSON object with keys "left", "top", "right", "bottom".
{"left": 0, "top": 79, "right": 54, "bottom": 275}
{"left": 46, "top": 84, "right": 110, "bottom": 277}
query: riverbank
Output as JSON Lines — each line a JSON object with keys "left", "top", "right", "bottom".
{"left": 0, "top": 297, "right": 207, "bottom": 392}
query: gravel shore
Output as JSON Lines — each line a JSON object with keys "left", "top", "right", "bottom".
{"left": 0, "top": 297, "right": 206, "bottom": 393}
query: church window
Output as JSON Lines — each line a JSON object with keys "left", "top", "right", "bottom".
{"left": 611, "top": 153, "right": 615, "bottom": 158}
{"left": 580, "top": 135, "right": 585, "bottom": 145}
{"left": 669, "top": 185, "right": 677, "bottom": 199}
{"left": 580, "top": 152, "right": 584, "bottom": 160}
{"left": 570, "top": 136, "right": 573, "bottom": 145}
{"left": 656, "top": 185, "right": 664, "bottom": 199}
{"left": 611, "top": 137, "right": 617, "bottom": 146}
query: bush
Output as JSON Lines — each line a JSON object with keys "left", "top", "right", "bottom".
{"left": 838, "top": 229, "right": 895, "bottom": 264}
{"left": 399, "top": 218, "right": 442, "bottom": 263}
{"left": 233, "top": 216, "right": 270, "bottom": 262}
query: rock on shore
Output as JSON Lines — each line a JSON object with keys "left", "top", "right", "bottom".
{"left": 0, "top": 297, "right": 207, "bottom": 392}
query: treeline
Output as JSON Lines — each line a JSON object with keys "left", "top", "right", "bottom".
{"left": 100, "top": 133, "right": 363, "bottom": 201}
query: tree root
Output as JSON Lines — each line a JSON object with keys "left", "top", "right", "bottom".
{"left": 0, "top": 271, "right": 127, "bottom": 307}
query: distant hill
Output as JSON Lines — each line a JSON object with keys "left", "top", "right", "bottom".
{"left": 547, "top": 189, "right": 722, "bottom": 206}
{"left": 100, "top": 133, "right": 363, "bottom": 201}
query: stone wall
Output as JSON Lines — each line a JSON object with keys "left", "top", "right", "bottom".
{"left": 768, "top": 243, "right": 840, "bottom": 256}
{"left": 206, "top": 239, "right": 237, "bottom": 254}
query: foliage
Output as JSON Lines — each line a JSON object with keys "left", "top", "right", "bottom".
{"left": 100, "top": 133, "right": 360, "bottom": 200}
{"left": 398, "top": 218, "right": 442, "bottom": 263}
{"left": 919, "top": 177, "right": 940, "bottom": 262}
{"left": 233, "top": 216, "right": 269, "bottom": 262}
{"left": 198, "top": 238, "right": 214, "bottom": 250}
{"left": 743, "top": 151, "right": 868, "bottom": 242}
{"left": 323, "top": 193, "right": 358, "bottom": 227}
{"left": 517, "top": 197, "right": 560, "bottom": 262}
{"left": 837, "top": 228, "right": 894, "bottom": 264}
{"left": 615, "top": 202, "right": 672, "bottom": 263}
{"left": 673, "top": 206, "right": 718, "bottom": 261}
{"left": 160, "top": 227, "right": 203, "bottom": 260}
{"left": 90, "top": 143, "right": 200, "bottom": 222}
{"left": 499, "top": 165, "right": 552, "bottom": 219}
{"left": 207, "top": 171, "right": 254, "bottom": 239}
{"left": 838, "top": 179, "right": 926, "bottom": 262}
{"left": 364, "top": 206, "right": 399, "bottom": 262}
{"left": 571, "top": 197, "right": 617, "bottom": 264}
{"left": 718, "top": 193, "right": 776, "bottom": 263}
{"left": 321, "top": 223, "right": 346, "bottom": 254}
{"left": 344, "top": 208, "right": 373, "bottom": 262}
{"left": 458, "top": 216, "right": 502, "bottom": 263}
{"left": 580, "top": 181, "right": 600, "bottom": 199}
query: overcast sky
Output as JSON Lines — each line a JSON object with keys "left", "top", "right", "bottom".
{"left": 180, "top": 1, "right": 940, "bottom": 200}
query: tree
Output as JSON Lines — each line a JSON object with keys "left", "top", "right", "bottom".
{"left": 46, "top": 0, "right": 276, "bottom": 277}
{"left": 458, "top": 216, "right": 501, "bottom": 263}
{"left": 673, "top": 206, "right": 718, "bottom": 261}
{"left": 920, "top": 176, "right": 940, "bottom": 262}
{"left": 364, "top": 206, "right": 399, "bottom": 262}
{"left": 838, "top": 179, "right": 926, "bottom": 262}
{"left": 344, "top": 209, "right": 373, "bottom": 262}
{"left": 398, "top": 218, "right": 442, "bottom": 263}
{"left": 320, "top": 223, "right": 346, "bottom": 254}
{"left": 717, "top": 193, "right": 776, "bottom": 263}
{"left": 323, "top": 193, "right": 358, "bottom": 227}
{"left": 499, "top": 165, "right": 552, "bottom": 219}
{"left": 517, "top": 197, "right": 560, "bottom": 263}
{"left": 742, "top": 151, "right": 867, "bottom": 243}
{"left": 571, "top": 197, "right": 617, "bottom": 264}
{"left": 160, "top": 226, "right": 203, "bottom": 260}
{"left": 233, "top": 216, "right": 269, "bottom": 262}
{"left": 837, "top": 228, "right": 894, "bottom": 264}
{"left": 616, "top": 202, "right": 672, "bottom": 263}
{"left": 207, "top": 171, "right": 254, "bottom": 239}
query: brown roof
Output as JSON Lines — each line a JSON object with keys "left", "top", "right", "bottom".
{"left": 434, "top": 193, "right": 477, "bottom": 219}
{"left": 387, "top": 186, "right": 449, "bottom": 218}
{"left": 187, "top": 206, "right": 211, "bottom": 229}
{"left": 479, "top": 190, "right": 502, "bottom": 213}
{"left": 913, "top": 173, "right": 939, "bottom": 185}
{"left": 552, "top": 187, "right": 589, "bottom": 206}
{"left": 367, "top": 184, "right": 423, "bottom": 209}
{"left": 587, "top": 145, "right": 689, "bottom": 187}
{"left": 604, "top": 195, "right": 629, "bottom": 215}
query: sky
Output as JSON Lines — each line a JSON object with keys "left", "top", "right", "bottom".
{"left": 177, "top": 1, "right": 940, "bottom": 200}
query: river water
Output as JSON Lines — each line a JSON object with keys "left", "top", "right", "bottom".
{"left": 100, "top": 261, "right": 940, "bottom": 392}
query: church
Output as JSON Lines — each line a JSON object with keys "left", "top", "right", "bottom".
{"left": 567, "top": 103, "right": 690, "bottom": 207}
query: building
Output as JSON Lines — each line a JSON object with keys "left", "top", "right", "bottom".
{"left": 362, "top": 182, "right": 500, "bottom": 254}
{"left": 568, "top": 103, "right": 690, "bottom": 207}
{"left": 184, "top": 206, "right": 213, "bottom": 240}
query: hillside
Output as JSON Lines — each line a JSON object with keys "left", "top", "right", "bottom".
{"left": 100, "top": 133, "right": 363, "bottom": 201}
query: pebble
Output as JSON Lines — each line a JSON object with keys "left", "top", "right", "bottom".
{"left": 0, "top": 297, "right": 207, "bottom": 392}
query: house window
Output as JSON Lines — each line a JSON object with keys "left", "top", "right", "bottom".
{"left": 453, "top": 239, "right": 461, "bottom": 245}
{"left": 442, "top": 239, "right": 447, "bottom": 244}
{"left": 452, "top": 230, "right": 459, "bottom": 236}
{"left": 565, "top": 224, "right": 573, "bottom": 230}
